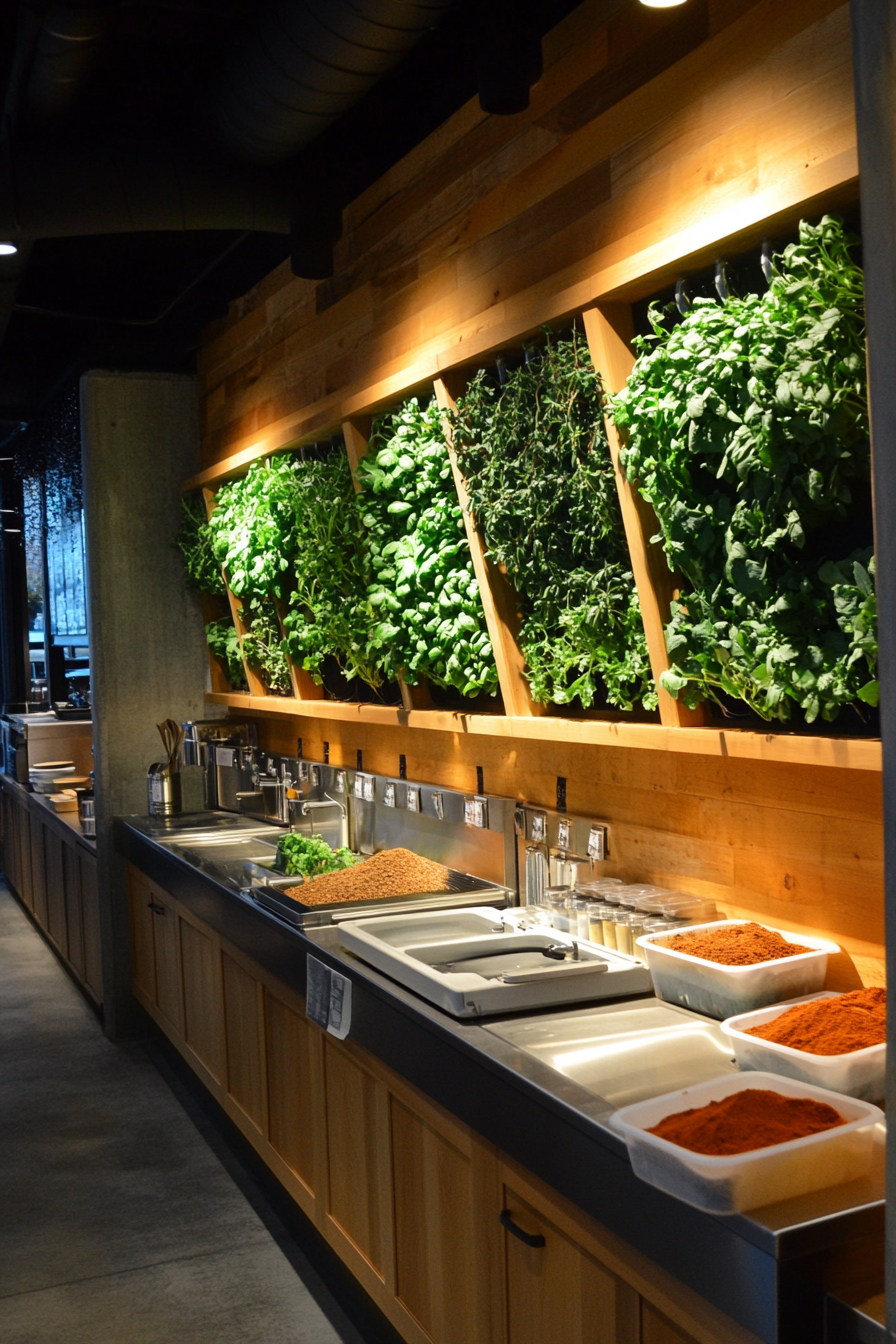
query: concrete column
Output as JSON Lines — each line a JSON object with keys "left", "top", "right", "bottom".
{"left": 81, "top": 371, "right": 211, "bottom": 1038}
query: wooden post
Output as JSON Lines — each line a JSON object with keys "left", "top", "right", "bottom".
{"left": 342, "top": 416, "right": 433, "bottom": 712}
{"left": 202, "top": 488, "right": 267, "bottom": 698}
{"left": 432, "top": 375, "right": 542, "bottom": 718}
{"left": 582, "top": 305, "right": 706, "bottom": 729}
{"left": 849, "top": 3, "right": 896, "bottom": 1329}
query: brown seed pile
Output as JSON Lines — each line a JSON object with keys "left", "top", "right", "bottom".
{"left": 284, "top": 847, "right": 450, "bottom": 907}
{"left": 662, "top": 922, "right": 813, "bottom": 966}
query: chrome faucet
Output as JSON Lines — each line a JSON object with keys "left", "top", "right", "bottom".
{"left": 299, "top": 794, "right": 349, "bottom": 848}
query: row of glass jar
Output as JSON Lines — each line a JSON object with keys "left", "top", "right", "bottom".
{"left": 527, "top": 877, "right": 718, "bottom": 958}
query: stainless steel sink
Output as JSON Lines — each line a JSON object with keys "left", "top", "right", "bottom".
{"left": 485, "top": 1000, "right": 738, "bottom": 1108}
{"left": 337, "top": 907, "right": 652, "bottom": 1016}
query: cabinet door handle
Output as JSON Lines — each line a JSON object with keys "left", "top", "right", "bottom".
{"left": 147, "top": 901, "right": 166, "bottom": 914}
{"left": 500, "top": 1209, "right": 546, "bottom": 1248}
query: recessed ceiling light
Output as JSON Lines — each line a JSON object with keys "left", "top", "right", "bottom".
{"left": 0, "top": 243, "right": 18, "bottom": 256}
{"left": 640, "top": 0, "right": 687, "bottom": 7}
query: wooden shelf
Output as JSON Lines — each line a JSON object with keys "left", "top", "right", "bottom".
{"left": 205, "top": 692, "right": 881, "bottom": 772}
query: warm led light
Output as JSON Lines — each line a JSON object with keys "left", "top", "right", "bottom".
{"left": 640, "top": 0, "right": 688, "bottom": 6}
{"left": 0, "top": 242, "right": 17, "bottom": 256}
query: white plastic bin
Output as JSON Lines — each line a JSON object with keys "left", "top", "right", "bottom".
{"left": 636, "top": 920, "right": 839, "bottom": 1020}
{"left": 721, "top": 993, "right": 886, "bottom": 1102}
{"left": 609, "top": 1070, "right": 883, "bottom": 1213}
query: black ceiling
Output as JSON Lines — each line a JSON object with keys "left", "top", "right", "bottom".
{"left": 0, "top": 0, "right": 583, "bottom": 446}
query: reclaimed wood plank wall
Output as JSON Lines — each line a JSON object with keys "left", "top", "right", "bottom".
{"left": 195, "top": 0, "right": 883, "bottom": 985}
{"left": 250, "top": 713, "right": 883, "bottom": 989}
{"left": 197, "top": 0, "right": 855, "bottom": 468}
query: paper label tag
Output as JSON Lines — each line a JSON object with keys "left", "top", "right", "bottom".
{"left": 557, "top": 818, "right": 572, "bottom": 850}
{"left": 306, "top": 954, "right": 353, "bottom": 1040}
{"left": 406, "top": 786, "right": 420, "bottom": 812}
{"left": 587, "top": 825, "right": 607, "bottom": 861}
{"left": 383, "top": 782, "right": 396, "bottom": 807}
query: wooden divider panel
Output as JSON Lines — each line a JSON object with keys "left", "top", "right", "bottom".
{"left": 432, "top": 375, "right": 540, "bottom": 718}
{"left": 582, "top": 304, "right": 705, "bottom": 729}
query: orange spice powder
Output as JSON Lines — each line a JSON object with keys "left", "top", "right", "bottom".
{"left": 745, "top": 987, "right": 886, "bottom": 1056}
{"left": 662, "top": 922, "right": 812, "bottom": 966}
{"left": 648, "top": 1088, "right": 845, "bottom": 1155}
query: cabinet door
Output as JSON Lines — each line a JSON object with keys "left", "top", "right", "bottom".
{"left": 17, "top": 799, "right": 33, "bottom": 910}
{"left": 641, "top": 1305, "right": 701, "bottom": 1344}
{"left": 391, "top": 1095, "right": 496, "bottom": 1344}
{"left": 501, "top": 1183, "right": 628, "bottom": 1344}
{"left": 78, "top": 852, "right": 102, "bottom": 1002}
{"left": 222, "top": 952, "right": 266, "bottom": 1132}
{"left": 150, "top": 891, "right": 182, "bottom": 1035}
{"left": 43, "top": 828, "right": 68, "bottom": 958}
{"left": 29, "top": 814, "right": 46, "bottom": 923}
{"left": 265, "top": 988, "right": 319, "bottom": 1199}
{"left": 179, "top": 915, "right": 224, "bottom": 1080}
{"left": 2, "top": 790, "right": 15, "bottom": 891}
{"left": 128, "top": 866, "right": 156, "bottom": 1003}
{"left": 63, "top": 843, "right": 84, "bottom": 978}
{"left": 323, "top": 1036, "right": 393, "bottom": 1283}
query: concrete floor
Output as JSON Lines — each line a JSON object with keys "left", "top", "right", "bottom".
{"left": 0, "top": 883, "right": 370, "bottom": 1344}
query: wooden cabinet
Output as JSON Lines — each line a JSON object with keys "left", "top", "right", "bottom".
{"left": 391, "top": 1092, "right": 498, "bottom": 1344}
{"left": 500, "top": 1181, "right": 636, "bottom": 1344}
{"left": 43, "top": 827, "right": 68, "bottom": 959}
{"left": 2, "top": 782, "right": 100, "bottom": 1006}
{"left": 78, "top": 851, "right": 102, "bottom": 1000}
{"left": 127, "top": 866, "right": 183, "bottom": 1037}
{"left": 126, "top": 861, "right": 758, "bottom": 1344}
{"left": 222, "top": 951, "right": 266, "bottom": 1132}
{"left": 179, "top": 915, "right": 224, "bottom": 1081}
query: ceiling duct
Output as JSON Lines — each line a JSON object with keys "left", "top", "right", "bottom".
{"left": 0, "top": 145, "right": 292, "bottom": 239}
{"left": 217, "top": 0, "right": 454, "bottom": 165}
{"left": 20, "top": 1, "right": 119, "bottom": 127}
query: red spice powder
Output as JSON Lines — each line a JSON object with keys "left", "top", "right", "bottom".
{"left": 745, "top": 987, "right": 886, "bottom": 1056}
{"left": 663, "top": 922, "right": 812, "bottom": 966}
{"left": 648, "top": 1088, "right": 845, "bottom": 1155}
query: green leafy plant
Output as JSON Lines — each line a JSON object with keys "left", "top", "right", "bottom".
{"left": 238, "top": 597, "right": 292, "bottom": 695}
{"left": 357, "top": 399, "right": 498, "bottom": 698}
{"left": 276, "top": 831, "right": 359, "bottom": 878}
{"left": 612, "top": 216, "right": 876, "bottom": 724}
{"left": 280, "top": 453, "right": 381, "bottom": 689}
{"left": 204, "top": 618, "right": 248, "bottom": 690}
{"left": 206, "top": 458, "right": 296, "bottom": 602}
{"left": 175, "top": 493, "right": 225, "bottom": 596}
{"left": 451, "top": 332, "right": 655, "bottom": 711}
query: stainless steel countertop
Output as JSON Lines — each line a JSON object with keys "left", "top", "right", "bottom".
{"left": 119, "top": 811, "right": 886, "bottom": 1343}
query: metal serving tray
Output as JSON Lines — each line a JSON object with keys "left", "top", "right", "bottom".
{"left": 249, "top": 865, "right": 510, "bottom": 928}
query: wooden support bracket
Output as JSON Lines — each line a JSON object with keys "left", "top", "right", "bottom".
{"left": 581, "top": 305, "right": 706, "bottom": 729}
{"left": 432, "top": 376, "right": 542, "bottom": 718}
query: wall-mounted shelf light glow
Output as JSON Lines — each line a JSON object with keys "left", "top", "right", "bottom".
{"left": 640, "top": 0, "right": 687, "bottom": 7}
{"left": 0, "top": 243, "right": 18, "bottom": 256}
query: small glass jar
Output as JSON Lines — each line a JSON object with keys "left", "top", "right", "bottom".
{"left": 547, "top": 889, "right": 571, "bottom": 932}
{"left": 601, "top": 907, "right": 619, "bottom": 950}
{"left": 614, "top": 913, "right": 635, "bottom": 956}
{"left": 627, "top": 914, "right": 649, "bottom": 956}
{"left": 571, "top": 897, "right": 591, "bottom": 939}
{"left": 587, "top": 902, "right": 608, "bottom": 945}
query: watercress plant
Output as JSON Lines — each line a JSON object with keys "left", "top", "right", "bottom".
{"left": 612, "top": 216, "right": 876, "bottom": 723}
{"left": 451, "top": 332, "right": 655, "bottom": 711}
